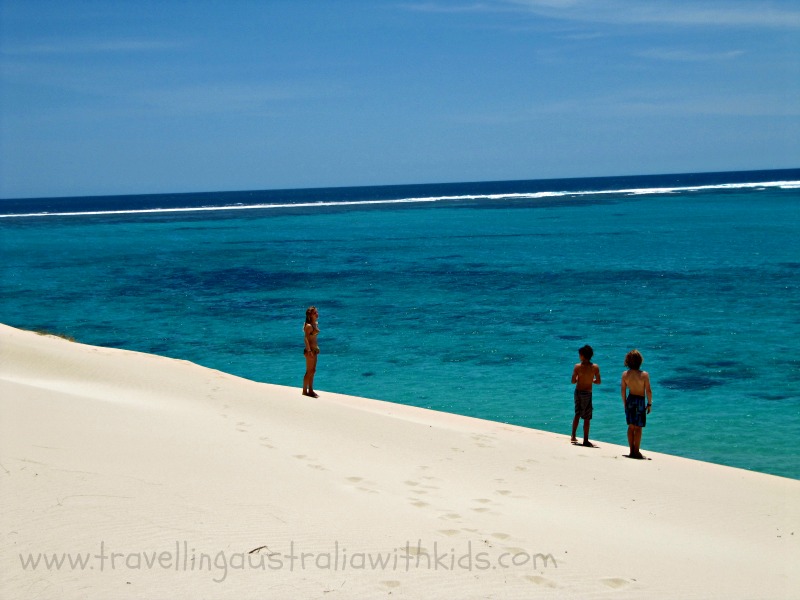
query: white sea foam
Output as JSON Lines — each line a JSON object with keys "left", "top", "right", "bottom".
{"left": 1, "top": 180, "right": 798, "bottom": 219}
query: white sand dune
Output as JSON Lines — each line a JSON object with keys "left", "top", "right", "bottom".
{"left": 1, "top": 322, "right": 798, "bottom": 599}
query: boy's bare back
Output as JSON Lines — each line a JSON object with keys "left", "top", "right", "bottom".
{"left": 572, "top": 361, "right": 601, "bottom": 391}
{"left": 622, "top": 369, "right": 651, "bottom": 397}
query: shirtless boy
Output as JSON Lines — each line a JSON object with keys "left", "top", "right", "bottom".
{"left": 571, "top": 345, "right": 601, "bottom": 447}
{"left": 621, "top": 349, "right": 653, "bottom": 459}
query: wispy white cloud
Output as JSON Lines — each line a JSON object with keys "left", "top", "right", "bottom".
{"left": 397, "top": 2, "right": 509, "bottom": 13}
{"left": 447, "top": 89, "right": 800, "bottom": 125}
{"left": 611, "top": 94, "right": 800, "bottom": 117}
{"left": 517, "top": 0, "right": 800, "bottom": 28}
{"left": 0, "top": 80, "right": 339, "bottom": 126}
{"left": 402, "top": 0, "right": 800, "bottom": 28}
{"left": 2, "top": 39, "right": 187, "bottom": 56}
{"left": 637, "top": 48, "right": 746, "bottom": 62}
{"left": 133, "top": 83, "right": 322, "bottom": 116}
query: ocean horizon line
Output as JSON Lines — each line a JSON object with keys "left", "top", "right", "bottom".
{"left": 2, "top": 167, "right": 799, "bottom": 219}
{"left": 2, "top": 166, "right": 799, "bottom": 203}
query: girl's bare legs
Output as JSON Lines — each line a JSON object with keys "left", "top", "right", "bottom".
{"left": 303, "top": 352, "right": 318, "bottom": 397}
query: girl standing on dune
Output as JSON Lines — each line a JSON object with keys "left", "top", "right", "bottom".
{"left": 303, "top": 306, "right": 320, "bottom": 397}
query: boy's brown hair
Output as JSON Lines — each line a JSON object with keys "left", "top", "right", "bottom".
{"left": 624, "top": 349, "right": 643, "bottom": 370}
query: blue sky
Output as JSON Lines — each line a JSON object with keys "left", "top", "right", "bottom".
{"left": 1, "top": 0, "right": 799, "bottom": 198}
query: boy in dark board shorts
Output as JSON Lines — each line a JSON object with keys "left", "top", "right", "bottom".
{"left": 621, "top": 349, "right": 653, "bottom": 459}
{"left": 571, "top": 345, "right": 601, "bottom": 447}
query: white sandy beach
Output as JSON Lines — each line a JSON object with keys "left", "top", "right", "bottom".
{"left": 1, "top": 322, "right": 798, "bottom": 599}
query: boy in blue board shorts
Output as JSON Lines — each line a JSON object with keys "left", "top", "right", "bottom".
{"left": 571, "top": 345, "right": 601, "bottom": 447}
{"left": 621, "top": 349, "right": 653, "bottom": 459}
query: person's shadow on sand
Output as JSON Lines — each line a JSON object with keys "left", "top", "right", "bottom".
{"left": 571, "top": 440, "right": 600, "bottom": 449}
{"left": 623, "top": 454, "right": 652, "bottom": 460}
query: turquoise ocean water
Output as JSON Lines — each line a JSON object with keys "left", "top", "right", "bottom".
{"left": 2, "top": 170, "right": 799, "bottom": 479}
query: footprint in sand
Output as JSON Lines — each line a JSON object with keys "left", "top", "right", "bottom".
{"left": 420, "top": 475, "right": 440, "bottom": 489}
{"left": 404, "top": 545, "right": 428, "bottom": 556}
{"left": 405, "top": 481, "right": 429, "bottom": 495}
{"left": 515, "top": 458, "right": 539, "bottom": 471}
{"left": 439, "top": 529, "right": 460, "bottom": 537}
{"left": 526, "top": 575, "right": 558, "bottom": 588}
{"left": 293, "top": 454, "right": 326, "bottom": 471}
{"left": 601, "top": 577, "right": 632, "bottom": 589}
{"left": 344, "top": 476, "right": 379, "bottom": 494}
{"left": 381, "top": 580, "right": 401, "bottom": 589}
{"left": 440, "top": 513, "right": 462, "bottom": 521}
{"left": 470, "top": 499, "right": 496, "bottom": 513}
{"left": 471, "top": 436, "right": 495, "bottom": 448}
